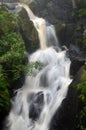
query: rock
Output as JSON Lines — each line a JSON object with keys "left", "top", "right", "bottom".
{"left": 29, "top": 91, "right": 44, "bottom": 120}
{"left": 0, "top": 0, "right": 73, "bottom": 24}
{"left": 17, "top": 8, "right": 39, "bottom": 53}
{"left": 29, "top": 0, "right": 73, "bottom": 24}
{"left": 49, "top": 65, "right": 86, "bottom": 130}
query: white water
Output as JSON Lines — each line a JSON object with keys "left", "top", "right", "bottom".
{"left": 5, "top": 3, "right": 72, "bottom": 130}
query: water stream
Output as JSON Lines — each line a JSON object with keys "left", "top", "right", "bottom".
{"left": 5, "top": 3, "right": 72, "bottom": 130}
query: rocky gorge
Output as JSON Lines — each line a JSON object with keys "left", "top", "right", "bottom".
{"left": 0, "top": 0, "right": 86, "bottom": 130}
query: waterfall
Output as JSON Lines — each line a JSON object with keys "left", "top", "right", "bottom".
{"left": 4, "top": 3, "right": 72, "bottom": 130}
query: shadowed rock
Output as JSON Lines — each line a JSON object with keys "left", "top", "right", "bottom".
{"left": 29, "top": 91, "right": 44, "bottom": 120}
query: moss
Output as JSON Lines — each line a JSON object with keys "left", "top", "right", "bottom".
{"left": 76, "top": 25, "right": 81, "bottom": 31}
{"left": 55, "top": 23, "right": 66, "bottom": 33}
{"left": 17, "top": 9, "right": 39, "bottom": 53}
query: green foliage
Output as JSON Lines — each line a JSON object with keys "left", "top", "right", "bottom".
{"left": 0, "top": 32, "right": 26, "bottom": 81}
{"left": 0, "top": 6, "right": 44, "bottom": 113}
{"left": 0, "top": 65, "right": 10, "bottom": 111}
{"left": 26, "top": 61, "right": 44, "bottom": 76}
{"left": 82, "top": 71, "right": 86, "bottom": 81}
{"left": 0, "top": 4, "right": 8, "bottom": 12}
{"left": 73, "top": 0, "right": 86, "bottom": 19}
{"left": 77, "top": 82, "right": 86, "bottom": 101}
{"left": 73, "top": 25, "right": 86, "bottom": 46}
{"left": 76, "top": 0, "right": 86, "bottom": 9}
{"left": 78, "top": 8, "right": 86, "bottom": 17}
{"left": 76, "top": 69, "right": 86, "bottom": 130}
{"left": 72, "top": 0, "right": 86, "bottom": 47}
{"left": 0, "top": 6, "right": 25, "bottom": 112}
{"left": 0, "top": 9, "right": 18, "bottom": 36}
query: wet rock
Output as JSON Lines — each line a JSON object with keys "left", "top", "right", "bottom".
{"left": 29, "top": 0, "right": 73, "bottom": 24}
{"left": 49, "top": 65, "right": 85, "bottom": 130}
{"left": 29, "top": 91, "right": 44, "bottom": 120}
{"left": 1, "top": 0, "right": 73, "bottom": 24}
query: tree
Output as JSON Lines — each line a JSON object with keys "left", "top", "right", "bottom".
{"left": 0, "top": 5, "right": 26, "bottom": 113}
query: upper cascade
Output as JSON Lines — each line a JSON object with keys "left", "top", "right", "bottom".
{"left": 17, "top": 2, "right": 60, "bottom": 50}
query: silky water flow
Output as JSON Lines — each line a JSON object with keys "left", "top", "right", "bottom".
{"left": 4, "top": 3, "right": 72, "bottom": 130}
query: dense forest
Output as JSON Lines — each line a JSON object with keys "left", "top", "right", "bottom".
{"left": 0, "top": 4, "right": 26, "bottom": 128}
{"left": 0, "top": 0, "right": 86, "bottom": 130}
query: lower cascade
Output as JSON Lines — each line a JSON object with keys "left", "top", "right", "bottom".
{"left": 5, "top": 3, "right": 72, "bottom": 130}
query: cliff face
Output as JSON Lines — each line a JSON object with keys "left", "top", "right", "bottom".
{"left": 1, "top": 0, "right": 73, "bottom": 24}
{"left": 29, "top": 0, "right": 73, "bottom": 24}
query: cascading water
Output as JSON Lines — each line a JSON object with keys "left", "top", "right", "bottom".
{"left": 4, "top": 3, "right": 72, "bottom": 130}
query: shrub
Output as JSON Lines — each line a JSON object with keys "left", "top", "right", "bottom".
{"left": 0, "top": 5, "right": 25, "bottom": 112}
{"left": 76, "top": 66, "right": 86, "bottom": 130}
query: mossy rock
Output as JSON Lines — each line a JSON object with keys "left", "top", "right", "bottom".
{"left": 18, "top": 8, "right": 39, "bottom": 53}
{"left": 55, "top": 23, "right": 66, "bottom": 33}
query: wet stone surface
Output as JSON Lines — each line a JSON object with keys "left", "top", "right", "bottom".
{"left": 29, "top": 91, "right": 44, "bottom": 120}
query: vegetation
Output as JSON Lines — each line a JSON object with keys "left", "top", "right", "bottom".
{"left": 76, "top": 0, "right": 86, "bottom": 15}
{"left": 72, "top": 1, "right": 86, "bottom": 130}
{"left": 0, "top": 1, "right": 86, "bottom": 130}
{"left": 55, "top": 1, "right": 86, "bottom": 129}
{"left": 76, "top": 66, "right": 86, "bottom": 130}
{"left": 73, "top": 0, "right": 86, "bottom": 18}
{"left": 0, "top": 5, "right": 26, "bottom": 112}
{"left": 0, "top": 5, "right": 43, "bottom": 115}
